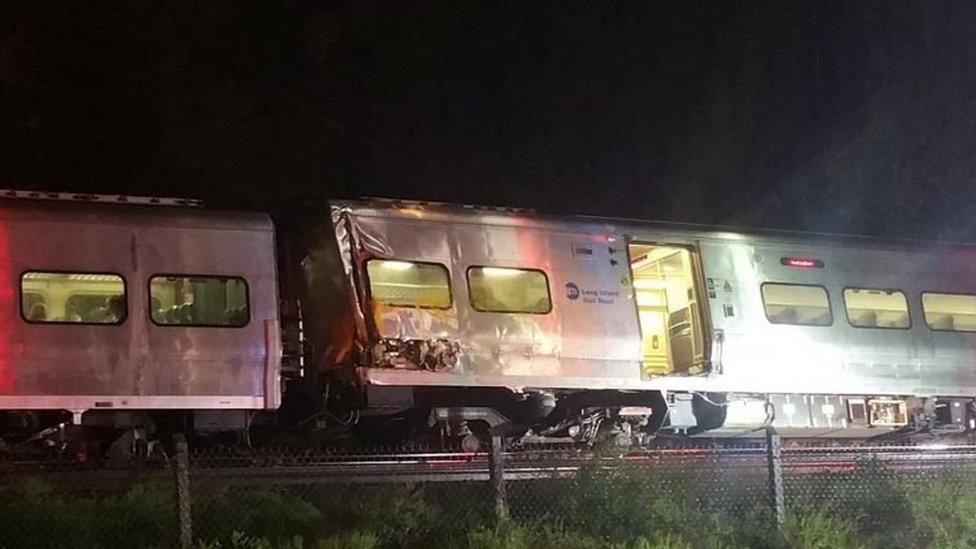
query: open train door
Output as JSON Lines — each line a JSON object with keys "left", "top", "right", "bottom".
{"left": 627, "top": 241, "right": 708, "bottom": 377}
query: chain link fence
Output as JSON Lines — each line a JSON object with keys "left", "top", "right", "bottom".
{"left": 2, "top": 437, "right": 976, "bottom": 548}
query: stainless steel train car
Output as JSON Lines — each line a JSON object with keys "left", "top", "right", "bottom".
{"left": 304, "top": 199, "right": 976, "bottom": 444}
{"left": 0, "top": 191, "right": 280, "bottom": 453}
{"left": 4, "top": 190, "right": 976, "bottom": 453}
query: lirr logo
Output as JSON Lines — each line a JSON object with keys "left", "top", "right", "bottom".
{"left": 565, "top": 282, "right": 580, "bottom": 300}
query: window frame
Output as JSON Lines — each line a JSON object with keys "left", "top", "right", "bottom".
{"left": 842, "top": 287, "right": 912, "bottom": 330}
{"left": 466, "top": 265, "right": 553, "bottom": 315}
{"left": 364, "top": 259, "right": 453, "bottom": 310}
{"left": 920, "top": 291, "right": 976, "bottom": 333}
{"left": 148, "top": 273, "right": 251, "bottom": 328}
{"left": 19, "top": 269, "right": 129, "bottom": 326}
{"left": 760, "top": 282, "right": 833, "bottom": 327}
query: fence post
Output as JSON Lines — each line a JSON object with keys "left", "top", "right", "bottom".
{"left": 765, "top": 427, "right": 785, "bottom": 526}
{"left": 173, "top": 435, "right": 193, "bottom": 549}
{"left": 487, "top": 431, "right": 509, "bottom": 521}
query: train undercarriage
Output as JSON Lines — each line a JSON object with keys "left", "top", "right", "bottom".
{"left": 278, "top": 380, "right": 976, "bottom": 451}
{"left": 3, "top": 387, "right": 975, "bottom": 458}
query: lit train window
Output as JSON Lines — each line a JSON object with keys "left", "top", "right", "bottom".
{"left": 467, "top": 266, "right": 551, "bottom": 314}
{"left": 843, "top": 288, "right": 910, "bottom": 329}
{"left": 21, "top": 271, "right": 126, "bottom": 324}
{"left": 150, "top": 275, "right": 249, "bottom": 327}
{"left": 921, "top": 292, "right": 976, "bottom": 332}
{"left": 365, "top": 260, "right": 452, "bottom": 309}
{"left": 760, "top": 283, "right": 832, "bottom": 326}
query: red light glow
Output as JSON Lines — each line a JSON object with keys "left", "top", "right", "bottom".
{"left": 781, "top": 257, "right": 824, "bottom": 269}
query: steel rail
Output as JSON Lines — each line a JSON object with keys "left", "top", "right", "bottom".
{"left": 3, "top": 444, "right": 976, "bottom": 489}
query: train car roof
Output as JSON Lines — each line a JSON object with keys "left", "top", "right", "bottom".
{"left": 332, "top": 197, "right": 976, "bottom": 254}
{"left": 0, "top": 195, "right": 273, "bottom": 232}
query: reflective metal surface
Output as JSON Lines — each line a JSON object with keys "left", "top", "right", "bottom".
{"left": 307, "top": 198, "right": 976, "bottom": 399}
{"left": 306, "top": 201, "right": 643, "bottom": 390}
{"left": 0, "top": 199, "right": 280, "bottom": 414}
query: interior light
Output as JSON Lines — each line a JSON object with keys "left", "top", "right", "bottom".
{"left": 399, "top": 207, "right": 424, "bottom": 218}
{"left": 380, "top": 261, "right": 415, "bottom": 271}
{"left": 481, "top": 267, "right": 521, "bottom": 277}
{"left": 781, "top": 257, "right": 824, "bottom": 269}
{"left": 633, "top": 279, "right": 668, "bottom": 290}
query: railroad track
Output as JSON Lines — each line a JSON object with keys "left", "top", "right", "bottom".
{"left": 4, "top": 443, "right": 976, "bottom": 489}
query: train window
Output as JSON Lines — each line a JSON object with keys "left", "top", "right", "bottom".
{"left": 760, "top": 283, "right": 832, "bottom": 326}
{"left": 150, "top": 275, "right": 249, "bottom": 327}
{"left": 921, "top": 292, "right": 976, "bottom": 332}
{"left": 843, "top": 288, "right": 910, "bottom": 329}
{"left": 365, "top": 260, "right": 452, "bottom": 309}
{"left": 467, "top": 266, "right": 552, "bottom": 314}
{"left": 20, "top": 271, "right": 126, "bottom": 324}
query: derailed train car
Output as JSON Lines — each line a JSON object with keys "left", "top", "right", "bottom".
{"left": 304, "top": 199, "right": 976, "bottom": 444}
{"left": 3, "top": 190, "right": 976, "bottom": 452}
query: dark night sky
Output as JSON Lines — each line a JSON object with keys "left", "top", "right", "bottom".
{"left": 2, "top": 2, "right": 976, "bottom": 239}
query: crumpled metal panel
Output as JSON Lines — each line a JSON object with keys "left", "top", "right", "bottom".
{"left": 301, "top": 205, "right": 366, "bottom": 370}
{"left": 312, "top": 200, "right": 645, "bottom": 389}
{"left": 350, "top": 215, "right": 459, "bottom": 341}
{"left": 314, "top": 198, "right": 976, "bottom": 400}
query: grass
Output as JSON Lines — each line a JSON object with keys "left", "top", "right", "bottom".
{"left": 0, "top": 479, "right": 176, "bottom": 549}
{"left": 3, "top": 459, "right": 976, "bottom": 548}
